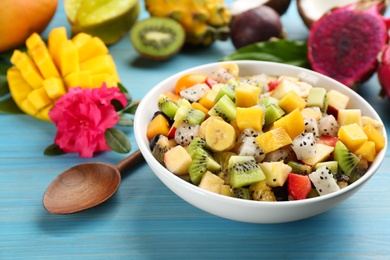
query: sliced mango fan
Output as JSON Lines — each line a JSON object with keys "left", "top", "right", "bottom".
{"left": 0, "top": 27, "right": 138, "bottom": 122}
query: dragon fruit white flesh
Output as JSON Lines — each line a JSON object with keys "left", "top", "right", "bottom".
{"left": 174, "top": 123, "right": 200, "bottom": 146}
{"left": 308, "top": 2, "right": 390, "bottom": 88}
{"left": 304, "top": 118, "right": 319, "bottom": 137}
{"left": 238, "top": 136, "right": 265, "bottom": 163}
{"left": 378, "top": 44, "right": 390, "bottom": 98}
{"left": 318, "top": 114, "right": 339, "bottom": 137}
{"left": 309, "top": 166, "right": 340, "bottom": 196}
{"left": 179, "top": 83, "right": 209, "bottom": 102}
{"left": 210, "top": 67, "right": 234, "bottom": 83}
{"left": 291, "top": 133, "right": 316, "bottom": 160}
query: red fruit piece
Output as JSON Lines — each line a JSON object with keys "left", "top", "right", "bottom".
{"left": 317, "top": 136, "right": 338, "bottom": 147}
{"left": 308, "top": 3, "right": 390, "bottom": 88}
{"left": 205, "top": 77, "right": 218, "bottom": 87}
{"left": 287, "top": 173, "right": 312, "bottom": 200}
{"left": 377, "top": 44, "right": 390, "bottom": 98}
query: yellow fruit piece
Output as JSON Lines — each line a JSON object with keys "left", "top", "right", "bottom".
{"left": 337, "top": 109, "right": 362, "bottom": 127}
{"left": 27, "top": 87, "right": 52, "bottom": 111}
{"left": 43, "top": 78, "right": 66, "bottom": 100}
{"left": 20, "top": 99, "right": 38, "bottom": 116}
{"left": 355, "top": 141, "right": 376, "bottom": 162}
{"left": 236, "top": 106, "right": 263, "bottom": 132}
{"left": 80, "top": 54, "right": 119, "bottom": 82}
{"left": 205, "top": 118, "right": 236, "bottom": 152}
{"left": 72, "top": 32, "right": 92, "bottom": 48}
{"left": 10, "top": 50, "right": 43, "bottom": 89}
{"left": 301, "top": 143, "right": 334, "bottom": 166}
{"left": 60, "top": 40, "right": 80, "bottom": 77}
{"left": 198, "top": 171, "right": 225, "bottom": 194}
{"left": 191, "top": 102, "right": 209, "bottom": 116}
{"left": 64, "top": 71, "right": 92, "bottom": 89}
{"left": 235, "top": 83, "right": 260, "bottom": 107}
{"left": 198, "top": 89, "right": 217, "bottom": 110}
{"left": 91, "top": 73, "right": 117, "bottom": 88}
{"left": 74, "top": 34, "right": 108, "bottom": 62}
{"left": 272, "top": 108, "right": 305, "bottom": 140}
{"left": 338, "top": 123, "right": 368, "bottom": 151}
{"left": 27, "top": 33, "right": 60, "bottom": 79}
{"left": 361, "top": 116, "right": 383, "bottom": 134}
{"left": 301, "top": 107, "right": 322, "bottom": 121}
{"left": 48, "top": 27, "right": 68, "bottom": 72}
{"left": 278, "top": 90, "right": 307, "bottom": 113}
{"left": 255, "top": 127, "right": 292, "bottom": 154}
{"left": 36, "top": 106, "right": 52, "bottom": 121}
{"left": 7, "top": 66, "right": 33, "bottom": 104}
{"left": 272, "top": 78, "right": 301, "bottom": 100}
{"left": 363, "top": 123, "right": 385, "bottom": 152}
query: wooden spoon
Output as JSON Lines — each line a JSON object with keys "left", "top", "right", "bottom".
{"left": 43, "top": 150, "right": 144, "bottom": 214}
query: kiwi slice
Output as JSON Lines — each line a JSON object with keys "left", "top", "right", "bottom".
{"left": 214, "top": 79, "right": 238, "bottom": 102}
{"left": 228, "top": 156, "right": 266, "bottom": 188}
{"left": 288, "top": 161, "right": 312, "bottom": 175}
{"left": 187, "top": 137, "right": 208, "bottom": 158}
{"left": 189, "top": 148, "right": 221, "bottom": 185}
{"left": 263, "top": 104, "right": 285, "bottom": 128}
{"left": 334, "top": 141, "right": 360, "bottom": 176}
{"left": 130, "top": 17, "right": 185, "bottom": 60}
{"left": 208, "top": 95, "right": 237, "bottom": 122}
{"left": 158, "top": 94, "right": 178, "bottom": 119}
{"left": 232, "top": 187, "right": 251, "bottom": 200}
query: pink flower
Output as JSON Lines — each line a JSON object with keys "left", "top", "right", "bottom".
{"left": 49, "top": 84, "right": 127, "bottom": 158}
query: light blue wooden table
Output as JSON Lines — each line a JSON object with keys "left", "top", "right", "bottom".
{"left": 1, "top": 1, "right": 390, "bottom": 259}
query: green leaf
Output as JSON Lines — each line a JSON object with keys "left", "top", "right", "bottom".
{"left": 0, "top": 96, "right": 23, "bottom": 114}
{"left": 44, "top": 143, "right": 67, "bottom": 156}
{"left": 117, "top": 114, "right": 134, "bottom": 126}
{"left": 104, "top": 128, "right": 131, "bottom": 154}
{"left": 122, "top": 101, "right": 139, "bottom": 114}
{"left": 220, "top": 40, "right": 311, "bottom": 69}
{"left": 117, "top": 82, "right": 128, "bottom": 93}
{"left": 0, "top": 74, "right": 10, "bottom": 97}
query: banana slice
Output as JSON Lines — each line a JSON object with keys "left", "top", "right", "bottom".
{"left": 205, "top": 118, "right": 236, "bottom": 152}
{"left": 198, "top": 116, "right": 224, "bottom": 139}
{"left": 219, "top": 63, "right": 239, "bottom": 78}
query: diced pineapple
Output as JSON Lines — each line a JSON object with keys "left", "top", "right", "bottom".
{"left": 272, "top": 108, "right": 305, "bottom": 139}
{"left": 363, "top": 123, "right": 385, "bottom": 152}
{"left": 235, "top": 83, "right": 260, "bottom": 107}
{"left": 301, "top": 107, "right": 322, "bottom": 121}
{"left": 278, "top": 90, "right": 307, "bottom": 113}
{"left": 338, "top": 123, "right": 368, "bottom": 151}
{"left": 259, "top": 161, "right": 291, "bottom": 187}
{"left": 301, "top": 143, "right": 334, "bottom": 166}
{"left": 355, "top": 141, "right": 376, "bottom": 162}
{"left": 255, "top": 127, "right": 292, "bottom": 154}
{"left": 272, "top": 78, "right": 301, "bottom": 99}
{"left": 236, "top": 106, "right": 264, "bottom": 131}
{"left": 337, "top": 109, "right": 362, "bottom": 127}
{"left": 198, "top": 171, "right": 225, "bottom": 194}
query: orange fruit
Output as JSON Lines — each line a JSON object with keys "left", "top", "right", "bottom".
{"left": 0, "top": 0, "right": 58, "bottom": 53}
{"left": 174, "top": 74, "right": 208, "bottom": 94}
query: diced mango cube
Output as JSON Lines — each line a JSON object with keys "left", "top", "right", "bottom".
{"left": 59, "top": 40, "right": 79, "bottom": 77}
{"left": 7, "top": 67, "right": 33, "bottom": 104}
{"left": 355, "top": 141, "right": 376, "bottom": 162}
{"left": 199, "top": 89, "right": 217, "bottom": 109}
{"left": 80, "top": 54, "right": 119, "bottom": 81}
{"left": 26, "top": 32, "right": 46, "bottom": 50}
{"left": 75, "top": 35, "right": 108, "bottom": 63}
{"left": 235, "top": 83, "right": 260, "bottom": 107}
{"left": 272, "top": 108, "right": 305, "bottom": 139}
{"left": 27, "top": 87, "right": 52, "bottom": 110}
{"left": 363, "top": 123, "right": 385, "bottom": 152}
{"left": 48, "top": 27, "right": 68, "bottom": 72}
{"left": 146, "top": 114, "right": 171, "bottom": 140}
{"left": 338, "top": 123, "right": 368, "bottom": 151}
{"left": 337, "top": 109, "right": 362, "bottom": 127}
{"left": 72, "top": 32, "right": 92, "bottom": 49}
{"left": 278, "top": 90, "right": 307, "bottom": 113}
{"left": 10, "top": 50, "right": 43, "bottom": 89}
{"left": 29, "top": 44, "right": 60, "bottom": 79}
{"left": 64, "top": 71, "right": 92, "bottom": 89}
{"left": 43, "top": 78, "right": 66, "bottom": 100}
{"left": 255, "top": 127, "right": 292, "bottom": 154}
{"left": 236, "top": 106, "right": 264, "bottom": 131}
{"left": 90, "top": 73, "right": 117, "bottom": 88}
{"left": 192, "top": 102, "right": 209, "bottom": 116}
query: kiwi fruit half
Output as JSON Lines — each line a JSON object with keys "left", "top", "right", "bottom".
{"left": 130, "top": 17, "right": 185, "bottom": 60}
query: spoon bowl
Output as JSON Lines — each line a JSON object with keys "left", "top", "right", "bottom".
{"left": 43, "top": 150, "right": 144, "bottom": 214}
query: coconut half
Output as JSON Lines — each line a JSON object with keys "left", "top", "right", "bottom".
{"left": 297, "top": 0, "right": 388, "bottom": 28}
{"left": 229, "top": 0, "right": 291, "bottom": 16}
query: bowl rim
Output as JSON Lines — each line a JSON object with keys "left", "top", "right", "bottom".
{"left": 134, "top": 60, "right": 387, "bottom": 208}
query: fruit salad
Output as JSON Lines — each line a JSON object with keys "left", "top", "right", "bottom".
{"left": 146, "top": 63, "right": 385, "bottom": 201}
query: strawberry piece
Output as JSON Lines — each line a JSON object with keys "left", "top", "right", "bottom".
{"left": 205, "top": 77, "right": 218, "bottom": 87}
{"left": 268, "top": 79, "right": 279, "bottom": 91}
{"left": 287, "top": 173, "right": 312, "bottom": 200}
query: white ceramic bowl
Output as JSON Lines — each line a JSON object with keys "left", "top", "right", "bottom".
{"left": 134, "top": 61, "right": 387, "bottom": 224}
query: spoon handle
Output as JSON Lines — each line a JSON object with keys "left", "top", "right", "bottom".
{"left": 116, "top": 149, "right": 145, "bottom": 174}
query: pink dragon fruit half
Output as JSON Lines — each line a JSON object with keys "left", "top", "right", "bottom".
{"left": 378, "top": 44, "right": 390, "bottom": 98}
{"left": 308, "top": 2, "right": 390, "bottom": 88}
